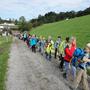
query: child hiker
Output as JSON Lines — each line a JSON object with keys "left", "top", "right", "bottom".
{"left": 30, "top": 35, "right": 37, "bottom": 53}
{"left": 64, "top": 37, "right": 76, "bottom": 80}
{"left": 54, "top": 36, "right": 61, "bottom": 59}
{"left": 59, "top": 37, "right": 71, "bottom": 71}
{"left": 45, "top": 42, "right": 52, "bottom": 60}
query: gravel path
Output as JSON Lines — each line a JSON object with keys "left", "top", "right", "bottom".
{"left": 6, "top": 37, "right": 72, "bottom": 90}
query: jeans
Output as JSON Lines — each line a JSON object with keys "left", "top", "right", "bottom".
{"left": 32, "top": 45, "right": 36, "bottom": 53}
{"left": 54, "top": 48, "right": 58, "bottom": 59}
{"left": 64, "top": 61, "right": 70, "bottom": 80}
{"left": 73, "top": 69, "right": 89, "bottom": 90}
{"left": 71, "top": 65, "right": 76, "bottom": 81}
{"left": 45, "top": 52, "right": 51, "bottom": 61}
{"left": 59, "top": 54, "right": 64, "bottom": 70}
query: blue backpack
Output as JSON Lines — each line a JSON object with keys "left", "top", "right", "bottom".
{"left": 71, "top": 48, "right": 85, "bottom": 68}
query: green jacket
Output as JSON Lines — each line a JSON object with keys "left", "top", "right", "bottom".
{"left": 58, "top": 40, "right": 65, "bottom": 55}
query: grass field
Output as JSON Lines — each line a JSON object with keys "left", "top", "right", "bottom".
{"left": 30, "top": 15, "right": 90, "bottom": 48}
{"left": 0, "top": 36, "right": 12, "bottom": 90}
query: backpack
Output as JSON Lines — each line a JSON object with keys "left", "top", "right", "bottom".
{"left": 71, "top": 48, "right": 85, "bottom": 68}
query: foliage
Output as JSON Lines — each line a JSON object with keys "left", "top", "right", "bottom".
{"left": 17, "top": 16, "right": 32, "bottom": 32}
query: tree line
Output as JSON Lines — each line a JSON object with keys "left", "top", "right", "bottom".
{"left": 0, "top": 7, "right": 90, "bottom": 32}
{"left": 30, "top": 7, "right": 90, "bottom": 28}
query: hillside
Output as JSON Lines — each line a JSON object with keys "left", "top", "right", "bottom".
{"left": 30, "top": 15, "right": 90, "bottom": 48}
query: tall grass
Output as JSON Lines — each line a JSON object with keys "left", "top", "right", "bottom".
{"left": 0, "top": 36, "right": 12, "bottom": 90}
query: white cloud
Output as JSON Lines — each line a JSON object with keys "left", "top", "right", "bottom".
{"left": 32, "top": 0, "right": 85, "bottom": 7}
{"left": 0, "top": 0, "right": 90, "bottom": 19}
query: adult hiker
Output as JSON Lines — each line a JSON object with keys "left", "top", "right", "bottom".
{"left": 72, "top": 43, "right": 90, "bottom": 90}
{"left": 54, "top": 36, "right": 61, "bottom": 59}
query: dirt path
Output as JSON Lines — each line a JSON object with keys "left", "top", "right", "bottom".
{"left": 6, "top": 37, "right": 71, "bottom": 90}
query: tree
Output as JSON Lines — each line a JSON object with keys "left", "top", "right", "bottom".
{"left": 19, "top": 16, "right": 26, "bottom": 23}
{"left": 44, "top": 12, "right": 57, "bottom": 23}
{"left": 84, "top": 7, "right": 90, "bottom": 15}
{"left": 18, "top": 16, "right": 33, "bottom": 32}
{"left": 18, "top": 16, "right": 27, "bottom": 31}
{"left": 14, "top": 19, "right": 18, "bottom": 25}
{"left": 27, "top": 22, "right": 33, "bottom": 31}
{"left": 0, "top": 17, "right": 2, "bottom": 24}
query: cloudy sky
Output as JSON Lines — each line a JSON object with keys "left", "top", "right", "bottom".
{"left": 0, "top": 0, "right": 90, "bottom": 20}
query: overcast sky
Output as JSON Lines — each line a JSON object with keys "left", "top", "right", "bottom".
{"left": 0, "top": 0, "right": 90, "bottom": 20}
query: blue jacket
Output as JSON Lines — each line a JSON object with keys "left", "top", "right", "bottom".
{"left": 30, "top": 38, "right": 37, "bottom": 46}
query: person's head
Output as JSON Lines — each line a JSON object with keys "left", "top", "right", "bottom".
{"left": 70, "top": 37, "right": 76, "bottom": 44}
{"left": 58, "top": 36, "right": 61, "bottom": 39}
{"left": 48, "top": 36, "right": 52, "bottom": 40}
{"left": 39, "top": 36, "right": 42, "bottom": 40}
{"left": 85, "top": 43, "right": 90, "bottom": 53}
{"left": 68, "top": 42, "right": 72, "bottom": 49}
{"left": 57, "top": 36, "right": 61, "bottom": 41}
{"left": 32, "top": 34, "right": 35, "bottom": 38}
{"left": 65, "top": 37, "right": 70, "bottom": 43}
{"left": 48, "top": 36, "right": 52, "bottom": 42}
{"left": 43, "top": 37, "right": 45, "bottom": 40}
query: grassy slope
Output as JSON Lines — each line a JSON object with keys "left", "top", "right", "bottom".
{"left": 0, "top": 37, "right": 12, "bottom": 90}
{"left": 31, "top": 15, "right": 90, "bottom": 48}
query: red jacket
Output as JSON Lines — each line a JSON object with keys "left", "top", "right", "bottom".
{"left": 64, "top": 46, "right": 75, "bottom": 62}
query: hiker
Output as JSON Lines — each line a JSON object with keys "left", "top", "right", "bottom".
{"left": 48, "top": 36, "right": 52, "bottom": 43}
{"left": 45, "top": 42, "right": 52, "bottom": 60}
{"left": 40, "top": 37, "right": 46, "bottom": 55}
{"left": 64, "top": 37, "right": 76, "bottom": 80}
{"left": 54, "top": 36, "right": 61, "bottom": 59}
{"left": 58, "top": 40, "right": 65, "bottom": 71}
{"left": 68, "top": 37, "right": 77, "bottom": 80}
{"left": 38, "top": 36, "right": 42, "bottom": 53}
{"left": 72, "top": 43, "right": 90, "bottom": 90}
{"left": 59, "top": 37, "right": 70, "bottom": 71}
{"left": 30, "top": 34, "right": 37, "bottom": 53}
{"left": 45, "top": 36, "right": 53, "bottom": 60}
{"left": 71, "top": 48, "right": 84, "bottom": 81}
{"left": 26, "top": 34, "right": 31, "bottom": 48}
{"left": 23, "top": 32, "right": 27, "bottom": 42}
{"left": 38, "top": 36, "right": 45, "bottom": 55}
{"left": 70, "top": 37, "right": 77, "bottom": 50}
{"left": 46, "top": 36, "right": 54, "bottom": 60}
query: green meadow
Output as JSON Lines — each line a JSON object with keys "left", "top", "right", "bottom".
{"left": 31, "top": 15, "right": 90, "bottom": 48}
{"left": 0, "top": 36, "right": 12, "bottom": 90}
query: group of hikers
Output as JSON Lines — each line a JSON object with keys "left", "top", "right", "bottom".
{"left": 18, "top": 32, "right": 90, "bottom": 90}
